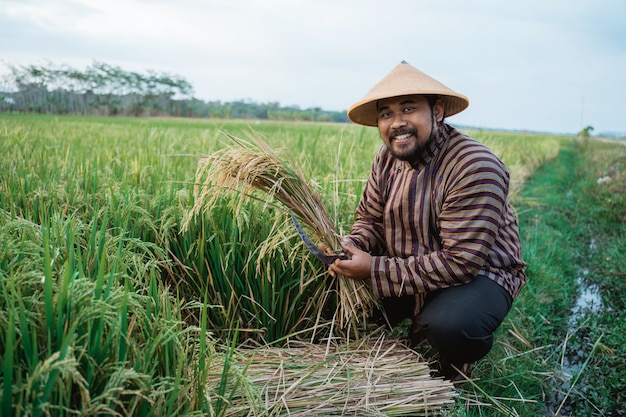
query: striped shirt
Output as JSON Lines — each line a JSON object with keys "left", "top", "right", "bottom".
{"left": 347, "top": 124, "right": 527, "bottom": 307}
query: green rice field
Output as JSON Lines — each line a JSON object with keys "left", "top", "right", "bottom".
{"left": 1, "top": 114, "right": 624, "bottom": 416}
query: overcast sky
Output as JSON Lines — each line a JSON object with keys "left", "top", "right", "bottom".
{"left": 1, "top": 0, "right": 625, "bottom": 135}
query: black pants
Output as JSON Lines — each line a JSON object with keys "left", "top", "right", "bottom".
{"left": 380, "top": 275, "right": 513, "bottom": 366}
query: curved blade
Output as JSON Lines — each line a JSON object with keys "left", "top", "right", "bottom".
{"left": 290, "top": 213, "right": 346, "bottom": 265}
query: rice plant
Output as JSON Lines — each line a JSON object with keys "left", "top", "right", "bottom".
{"left": 0, "top": 209, "right": 204, "bottom": 416}
{"left": 183, "top": 129, "right": 377, "bottom": 334}
{"left": 0, "top": 114, "right": 574, "bottom": 416}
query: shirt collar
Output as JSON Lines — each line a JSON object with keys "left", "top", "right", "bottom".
{"left": 409, "top": 123, "right": 449, "bottom": 170}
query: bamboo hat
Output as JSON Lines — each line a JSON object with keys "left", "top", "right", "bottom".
{"left": 347, "top": 61, "right": 469, "bottom": 127}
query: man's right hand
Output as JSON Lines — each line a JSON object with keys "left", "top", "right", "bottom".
{"left": 328, "top": 241, "right": 371, "bottom": 280}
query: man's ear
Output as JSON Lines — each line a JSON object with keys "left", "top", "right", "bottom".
{"left": 433, "top": 100, "right": 445, "bottom": 123}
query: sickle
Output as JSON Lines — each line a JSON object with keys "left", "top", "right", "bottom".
{"left": 290, "top": 213, "right": 348, "bottom": 265}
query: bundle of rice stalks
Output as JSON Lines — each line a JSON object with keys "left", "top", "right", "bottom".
{"left": 184, "top": 129, "right": 377, "bottom": 329}
{"left": 209, "top": 335, "right": 457, "bottom": 416}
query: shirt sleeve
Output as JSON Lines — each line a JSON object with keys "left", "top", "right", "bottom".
{"left": 370, "top": 153, "right": 510, "bottom": 298}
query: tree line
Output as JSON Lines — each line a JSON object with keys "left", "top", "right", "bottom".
{"left": 0, "top": 61, "right": 348, "bottom": 123}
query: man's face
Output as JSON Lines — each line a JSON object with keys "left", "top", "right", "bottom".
{"left": 377, "top": 95, "right": 443, "bottom": 162}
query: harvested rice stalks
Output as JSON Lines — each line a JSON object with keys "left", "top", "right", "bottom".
{"left": 184, "top": 129, "right": 377, "bottom": 329}
{"left": 208, "top": 335, "right": 457, "bottom": 416}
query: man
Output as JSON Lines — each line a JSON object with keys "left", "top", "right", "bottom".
{"left": 328, "top": 61, "right": 527, "bottom": 382}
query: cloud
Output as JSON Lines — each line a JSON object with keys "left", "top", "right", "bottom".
{"left": 1, "top": 0, "right": 625, "bottom": 134}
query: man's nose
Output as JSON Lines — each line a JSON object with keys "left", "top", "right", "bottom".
{"left": 391, "top": 113, "right": 408, "bottom": 128}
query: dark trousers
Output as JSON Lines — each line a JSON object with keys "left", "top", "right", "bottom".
{"left": 380, "top": 275, "right": 513, "bottom": 366}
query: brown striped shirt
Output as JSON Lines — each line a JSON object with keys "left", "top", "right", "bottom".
{"left": 347, "top": 124, "right": 527, "bottom": 306}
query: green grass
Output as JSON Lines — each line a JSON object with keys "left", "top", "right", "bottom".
{"left": 4, "top": 113, "right": 619, "bottom": 416}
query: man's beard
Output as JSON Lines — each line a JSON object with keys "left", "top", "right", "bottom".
{"left": 386, "top": 128, "right": 429, "bottom": 162}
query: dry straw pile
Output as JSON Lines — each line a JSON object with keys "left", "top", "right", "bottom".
{"left": 185, "top": 130, "right": 377, "bottom": 329}
{"left": 210, "top": 335, "right": 457, "bottom": 416}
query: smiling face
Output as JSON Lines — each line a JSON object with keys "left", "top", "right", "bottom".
{"left": 377, "top": 95, "right": 444, "bottom": 162}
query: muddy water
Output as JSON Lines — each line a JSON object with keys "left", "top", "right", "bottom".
{"left": 543, "top": 268, "right": 604, "bottom": 416}
{"left": 569, "top": 273, "right": 603, "bottom": 324}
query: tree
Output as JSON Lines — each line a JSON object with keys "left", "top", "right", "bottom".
{"left": 0, "top": 60, "right": 349, "bottom": 123}
{"left": 578, "top": 125, "right": 594, "bottom": 138}
{"left": 0, "top": 61, "right": 194, "bottom": 116}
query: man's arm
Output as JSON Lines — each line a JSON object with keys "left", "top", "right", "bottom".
{"left": 334, "top": 150, "right": 510, "bottom": 299}
{"left": 371, "top": 156, "right": 509, "bottom": 297}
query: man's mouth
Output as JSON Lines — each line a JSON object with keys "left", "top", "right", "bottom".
{"left": 391, "top": 132, "right": 414, "bottom": 145}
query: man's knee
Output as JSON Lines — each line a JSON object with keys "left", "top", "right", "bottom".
{"left": 416, "top": 298, "right": 497, "bottom": 363}
{"left": 415, "top": 276, "right": 513, "bottom": 362}
{"left": 427, "top": 323, "right": 494, "bottom": 363}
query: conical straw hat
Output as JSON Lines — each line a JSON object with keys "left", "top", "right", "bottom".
{"left": 347, "top": 61, "right": 469, "bottom": 127}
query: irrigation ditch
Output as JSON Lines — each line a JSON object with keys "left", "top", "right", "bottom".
{"left": 544, "top": 271, "right": 606, "bottom": 416}
{"left": 513, "top": 137, "right": 625, "bottom": 416}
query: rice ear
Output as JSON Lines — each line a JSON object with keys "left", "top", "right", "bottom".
{"left": 185, "top": 129, "right": 378, "bottom": 329}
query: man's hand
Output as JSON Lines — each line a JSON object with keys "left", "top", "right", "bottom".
{"left": 328, "top": 241, "right": 371, "bottom": 280}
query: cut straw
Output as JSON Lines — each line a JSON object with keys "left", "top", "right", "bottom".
{"left": 207, "top": 335, "right": 457, "bottom": 416}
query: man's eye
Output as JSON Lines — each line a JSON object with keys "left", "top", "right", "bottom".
{"left": 403, "top": 107, "right": 415, "bottom": 113}
{"left": 379, "top": 111, "right": 391, "bottom": 118}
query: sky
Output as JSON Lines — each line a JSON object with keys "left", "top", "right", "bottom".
{"left": 1, "top": 0, "right": 625, "bottom": 135}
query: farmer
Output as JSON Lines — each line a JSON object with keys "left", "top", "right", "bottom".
{"left": 328, "top": 61, "right": 527, "bottom": 382}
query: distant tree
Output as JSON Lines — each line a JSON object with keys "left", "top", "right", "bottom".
{"left": 1, "top": 61, "right": 193, "bottom": 116}
{"left": 578, "top": 125, "right": 594, "bottom": 138}
{"left": 0, "top": 60, "right": 349, "bottom": 123}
